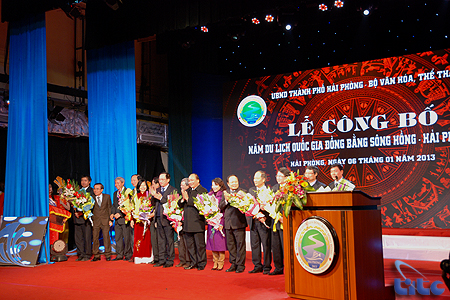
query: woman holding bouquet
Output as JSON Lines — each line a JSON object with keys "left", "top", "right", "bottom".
{"left": 207, "top": 178, "right": 227, "bottom": 271}
{"left": 131, "top": 179, "right": 152, "bottom": 261}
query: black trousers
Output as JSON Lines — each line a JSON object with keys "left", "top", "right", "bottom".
{"left": 185, "top": 231, "right": 207, "bottom": 268}
{"left": 225, "top": 227, "right": 246, "bottom": 270}
{"left": 115, "top": 222, "right": 132, "bottom": 260}
{"left": 271, "top": 222, "right": 284, "bottom": 271}
{"left": 156, "top": 218, "right": 175, "bottom": 265}
{"left": 74, "top": 221, "right": 92, "bottom": 258}
{"left": 250, "top": 221, "right": 272, "bottom": 272}
{"left": 178, "top": 231, "right": 191, "bottom": 265}
{"left": 150, "top": 218, "right": 159, "bottom": 262}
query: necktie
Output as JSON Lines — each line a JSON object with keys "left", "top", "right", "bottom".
{"left": 161, "top": 187, "right": 165, "bottom": 194}
{"left": 97, "top": 196, "right": 102, "bottom": 207}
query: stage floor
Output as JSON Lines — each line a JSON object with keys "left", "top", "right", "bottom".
{"left": 0, "top": 253, "right": 448, "bottom": 300}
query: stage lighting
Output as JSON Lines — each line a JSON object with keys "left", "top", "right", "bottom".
{"left": 201, "top": 26, "right": 209, "bottom": 33}
{"left": 363, "top": 9, "right": 370, "bottom": 15}
{"left": 334, "top": 0, "right": 344, "bottom": 8}
{"left": 285, "top": 24, "right": 292, "bottom": 31}
{"left": 265, "top": 15, "right": 274, "bottom": 22}
{"left": 252, "top": 18, "right": 260, "bottom": 25}
{"left": 319, "top": 4, "right": 328, "bottom": 11}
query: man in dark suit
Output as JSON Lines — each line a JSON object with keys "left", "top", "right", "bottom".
{"left": 73, "top": 175, "right": 93, "bottom": 261}
{"left": 152, "top": 172, "right": 177, "bottom": 268}
{"left": 175, "top": 178, "right": 191, "bottom": 268}
{"left": 110, "top": 177, "right": 133, "bottom": 261}
{"left": 91, "top": 183, "right": 113, "bottom": 262}
{"left": 270, "top": 167, "right": 290, "bottom": 276}
{"left": 149, "top": 177, "right": 160, "bottom": 265}
{"left": 304, "top": 166, "right": 327, "bottom": 190}
{"left": 220, "top": 175, "right": 247, "bottom": 273}
{"left": 247, "top": 170, "right": 272, "bottom": 275}
{"left": 179, "top": 173, "right": 208, "bottom": 271}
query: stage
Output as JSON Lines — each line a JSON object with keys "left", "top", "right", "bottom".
{"left": 0, "top": 251, "right": 448, "bottom": 300}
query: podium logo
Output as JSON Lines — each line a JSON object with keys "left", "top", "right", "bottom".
{"left": 294, "top": 216, "right": 338, "bottom": 275}
{"left": 394, "top": 260, "right": 445, "bottom": 296}
{"left": 237, "top": 95, "right": 267, "bottom": 127}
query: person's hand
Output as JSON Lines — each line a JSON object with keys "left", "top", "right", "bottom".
{"left": 150, "top": 212, "right": 155, "bottom": 218}
{"left": 130, "top": 220, "right": 134, "bottom": 228}
{"left": 114, "top": 213, "right": 121, "bottom": 219}
{"left": 218, "top": 225, "right": 223, "bottom": 231}
{"left": 279, "top": 217, "right": 284, "bottom": 224}
{"left": 259, "top": 217, "right": 266, "bottom": 224}
{"left": 150, "top": 187, "right": 157, "bottom": 197}
{"left": 109, "top": 221, "right": 113, "bottom": 227}
{"left": 181, "top": 190, "right": 188, "bottom": 201}
{"left": 110, "top": 214, "right": 114, "bottom": 221}
{"left": 156, "top": 192, "right": 163, "bottom": 200}
{"left": 75, "top": 212, "right": 82, "bottom": 218}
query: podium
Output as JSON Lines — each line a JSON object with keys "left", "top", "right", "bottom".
{"left": 283, "top": 191, "right": 392, "bottom": 300}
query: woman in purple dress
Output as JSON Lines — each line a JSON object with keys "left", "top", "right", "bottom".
{"left": 207, "top": 178, "right": 228, "bottom": 270}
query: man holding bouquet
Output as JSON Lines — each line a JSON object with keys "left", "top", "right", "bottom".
{"left": 179, "top": 173, "right": 208, "bottom": 270}
{"left": 248, "top": 170, "right": 273, "bottom": 275}
{"left": 111, "top": 177, "right": 133, "bottom": 261}
{"left": 152, "top": 172, "right": 177, "bottom": 268}
{"left": 73, "top": 175, "right": 93, "bottom": 261}
{"left": 220, "top": 175, "right": 247, "bottom": 273}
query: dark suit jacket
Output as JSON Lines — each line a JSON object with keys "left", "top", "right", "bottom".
{"left": 247, "top": 186, "right": 272, "bottom": 230}
{"left": 111, "top": 187, "right": 131, "bottom": 225}
{"left": 178, "top": 185, "right": 207, "bottom": 233}
{"left": 73, "top": 186, "right": 94, "bottom": 225}
{"left": 312, "top": 181, "right": 326, "bottom": 190}
{"left": 92, "top": 193, "right": 112, "bottom": 227}
{"left": 155, "top": 184, "right": 177, "bottom": 227}
{"left": 219, "top": 188, "right": 247, "bottom": 230}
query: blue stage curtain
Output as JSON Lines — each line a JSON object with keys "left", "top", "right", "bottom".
{"left": 191, "top": 74, "right": 225, "bottom": 187}
{"left": 87, "top": 41, "right": 137, "bottom": 197}
{"left": 4, "top": 14, "right": 50, "bottom": 263}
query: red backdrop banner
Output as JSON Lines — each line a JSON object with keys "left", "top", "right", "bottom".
{"left": 223, "top": 48, "right": 450, "bottom": 229}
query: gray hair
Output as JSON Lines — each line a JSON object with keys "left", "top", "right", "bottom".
{"left": 181, "top": 178, "right": 189, "bottom": 186}
{"left": 115, "top": 177, "right": 125, "bottom": 183}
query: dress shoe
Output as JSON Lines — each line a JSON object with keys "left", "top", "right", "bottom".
{"left": 269, "top": 269, "right": 284, "bottom": 275}
{"left": 184, "top": 265, "right": 197, "bottom": 270}
{"left": 112, "top": 257, "right": 123, "bottom": 261}
{"left": 235, "top": 268, "right": 245, "bottom": 273}
{"left": 163, "top": 264, "right": 173, "bottom": 268}
{"left": 263, "top": 270, "right": 270, "bottom": 275}
{"left": 211, "top": 266, "right": 217, "bottom": 271}
{"left": 149, "top": 260, "right": 158, "bottom": 264}
{"left": 216, "top": 267, "right": 223, "bottom": 271}
{"left": 76, "top": 256, "right": 83, "bottom": 261}
{"left": 153, "top": 263, "right": 164, "bottom": 267}
{"left": 80, "top": 257, "right": 90, "bottom": 261}
{"left": 175, "top": 263, "right": 185, "bottom": 267}
{"left": 91, "top": 257, "right": 100, "bottom": 262}
{"left": 225, "top": 266, "right": 236, "bottom": 272}
{"left": 197, "top": 266, "right": 205, "bottom": 271}
{"left": 127, "top": 258, "right": 134, "bottom": 263}
{"left": 248, "top": 268, "right": 263, "bottom": 274}
{"left": 106, "top": 257, "right": 111, "bottom": 261}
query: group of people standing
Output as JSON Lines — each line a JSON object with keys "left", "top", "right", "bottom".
{"left": 60, "top": 163, "right": 344, "bottom": 275}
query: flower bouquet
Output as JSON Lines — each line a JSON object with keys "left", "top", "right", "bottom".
{"left": 225, "top": 190, "right": 258, "bottom": 216}
{"left": 193, "top": 193, "right": 225, "bottom": 237}
{"left": 117, "top": 188, "right": 134, "bottom": 224}
{"left": 273, "top": 170, "right": 315, "bottom": 219}
{"left": 162, "top": 191, "right": 184, "bottom": 235}
{"left": 54, "top": 177, "right": 94, "bottom": 225}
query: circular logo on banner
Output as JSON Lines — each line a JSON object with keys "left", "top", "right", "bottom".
{"left": 237, "top": 95, "right": 267, "bottom": 127}
{"left": 294, "top": 216, "right": 339, "bottom": 275}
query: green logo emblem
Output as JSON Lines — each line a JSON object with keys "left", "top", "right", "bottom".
{"left": 237, "top": 95, "right": 267, "bottom": 127}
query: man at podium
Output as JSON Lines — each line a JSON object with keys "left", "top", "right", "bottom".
{"left": 327, "top": 163, "right": 355, "bottom": 191}
{"left": 304, "top": 166, "right": 326, "bottom": 190}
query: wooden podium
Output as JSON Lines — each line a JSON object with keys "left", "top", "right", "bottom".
{"left": 284, "top": 191, "right": 392, "bottom": 300}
